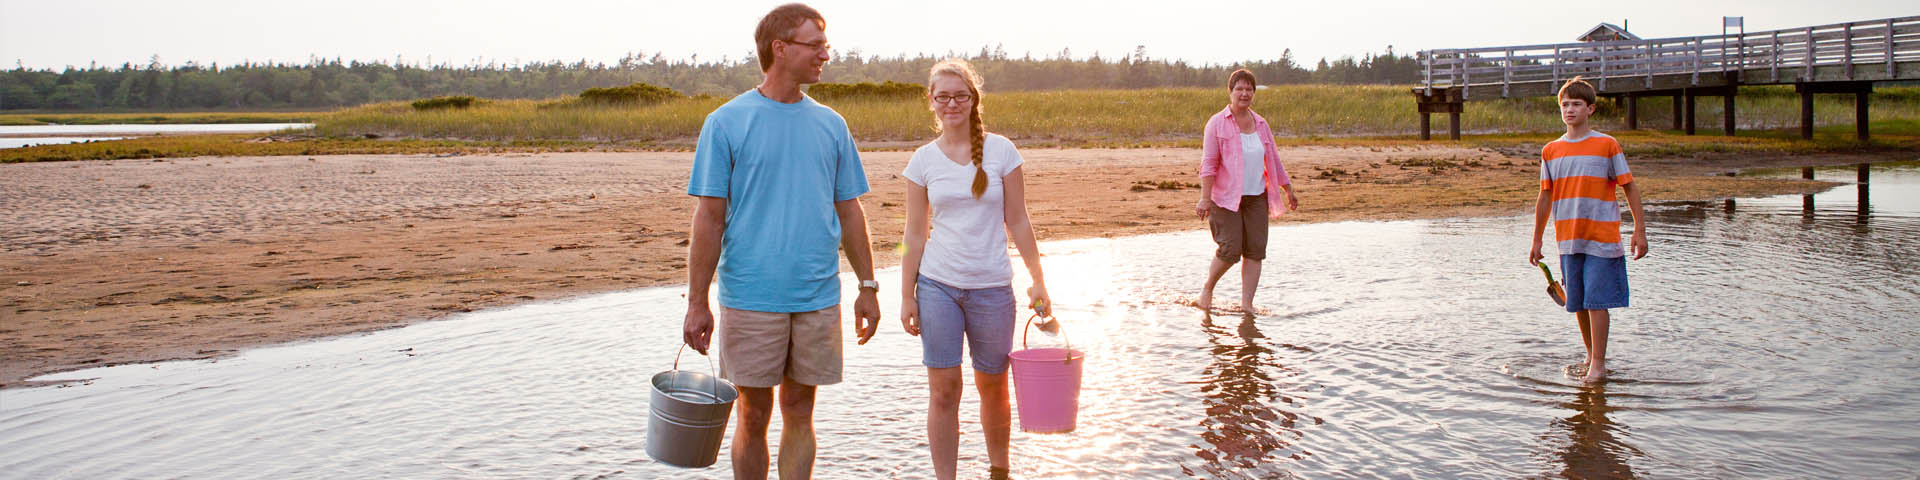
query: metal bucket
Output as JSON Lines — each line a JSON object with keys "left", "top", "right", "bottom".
{"left": 1008, "top": 315, "right": 1083, "bottom": 433}
{"left": 646, "top": 345, "right": 738, "bottom": 468}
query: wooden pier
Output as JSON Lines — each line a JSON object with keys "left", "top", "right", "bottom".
{"left": 1413, "top": 16, "right": 1920, "bottom": 140}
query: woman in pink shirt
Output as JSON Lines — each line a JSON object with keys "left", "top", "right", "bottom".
{"left": 1195, "top": 69, "right": 1298, "bottom": 315}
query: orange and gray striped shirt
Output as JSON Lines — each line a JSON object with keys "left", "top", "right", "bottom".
{"left": 1540, "top": 131, "right": 1634, "bottom": 258}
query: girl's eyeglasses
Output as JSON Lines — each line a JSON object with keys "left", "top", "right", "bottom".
{"left": 932, "top": 94, "right": 974, "bottom": 105}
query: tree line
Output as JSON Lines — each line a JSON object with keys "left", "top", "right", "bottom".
{"left": 0, "top": 47, "right": 1424, "bottom": 111}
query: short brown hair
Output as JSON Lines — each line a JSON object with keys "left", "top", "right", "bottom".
{"left": 1228, "top": 69, "right": 1257, "bottom": 90}
{"left": 1558, "top": 76, "right": 1597, "bottom": 105}
{"left": 755, "top": 3, "right": 825, "bottom": 72}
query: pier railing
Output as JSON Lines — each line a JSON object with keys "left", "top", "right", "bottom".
{"left": 1417, "top": 16, "right": 1920, "bottom": 99}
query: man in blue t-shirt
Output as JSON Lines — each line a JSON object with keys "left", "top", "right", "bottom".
{"left": 681, "top": 4, "right": 879, "bottom": 479}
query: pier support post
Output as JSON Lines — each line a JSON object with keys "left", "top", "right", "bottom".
{"left": 1683, "top": 91, "right": 1697, "bottom": 135}
{"left": 1802, "top": 167, "right": 1814, "bottom": 180}
{"left": 1419, "top": 113, "right": 1431, "bottom": 141}
{"left": 1800, "top": 90, "right": 1815, "bottom": 140}
{"left": 1624, "top": 96, "right": 1639, "bottom": 130}
{"left": 1723, "top": 93, "right": 1736, "bottom": 136}
{"left": 1670, "top": 94, "right": 1682, "bottom": 131}
{"left": 1856, "top": 91, "right": 1870, "bottom": 142}
{"left": 1858, "top": 163, "right": 1869, "bottom": 184}
{"left": 1448, "top": 112, "right": 1461, "bottom": 141}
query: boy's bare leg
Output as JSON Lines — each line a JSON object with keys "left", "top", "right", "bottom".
{"left": 1576, "top": 310, "right": 1595, "bottom": 355}
{"left": 1239, "top": 258, "right": 1262, "bottom": 315}
{"left": 733, "top": 386, "right": 775, "bottom": 479}
{"left": 927, "top": 367, "right": 962, "bottom": 480}
{"left": 777, "top": 378, "right": 818, "bottom": 480}
{"left": 1582, "top": 309, "right": 1611, "bottom": 384}
{"left": 1199, "top": 257, "right": 1234, "bottom": 311}
{"left": 1570, "top": 310, "right": 1594, "bottom": 377}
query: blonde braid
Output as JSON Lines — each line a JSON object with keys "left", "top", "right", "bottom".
{"left": 969, "top": 99, "right": 987, "bottom": 198}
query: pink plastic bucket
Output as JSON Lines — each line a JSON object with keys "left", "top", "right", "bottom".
{"left": 1008, "top": 315, "right": 1084, "bottom": 433}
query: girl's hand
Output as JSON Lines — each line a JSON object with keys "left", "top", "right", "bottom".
{"left": 900, "top": 296, "right": 921, "bottom": 336}
{"left": 1027, "top": 284, "right": 1052, "bottom": 317}
{"left": 1285, "top": 191, "right": 1300, "bottom": 212}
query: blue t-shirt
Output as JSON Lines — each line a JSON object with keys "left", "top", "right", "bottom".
{"left": 687, "top": 89, "right": 869, "bottom": 312}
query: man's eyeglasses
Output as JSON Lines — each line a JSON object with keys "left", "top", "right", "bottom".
{"left": 932, "top": 94, "right": 974, "bottom": 105}
{"left": 783, "top": 39, "right": 831, "bottom": 52}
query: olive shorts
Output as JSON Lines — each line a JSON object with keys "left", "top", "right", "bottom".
{"left": 1208, "top": 193, "right": 1269, "bottom": 262}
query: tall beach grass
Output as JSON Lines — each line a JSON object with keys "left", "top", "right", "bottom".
{"left": 315, "top": 84, "right": 1920, "bottom": 144}
{"left": 7, "top": 85, "right": 1914, "bottom": 163}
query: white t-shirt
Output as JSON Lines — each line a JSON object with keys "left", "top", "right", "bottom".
{"left": 1240, "top": 132, "right": 1266, "bottom": 196}
{"left": 903, "top": 133, "right": 1025, "bottom": 289}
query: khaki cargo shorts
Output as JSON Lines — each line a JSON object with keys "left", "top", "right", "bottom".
{"left": 715, "top": 305, "right": 843, "bottom": 388}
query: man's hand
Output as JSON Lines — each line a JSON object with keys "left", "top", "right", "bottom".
{"left": 1528, "top": 241, "right": 1545, "bottom": 266}
{"left": 684, "top": 302, "right": 714, "bottom": 355}
{"left": 1630, "top": 232, "right": 1649, "bottom": 260}
{"left": 854, "top": 290, "right": 880, "bottom": 345}
{"left": 1195, "top": 198, "right": 1210, "bottom": 219}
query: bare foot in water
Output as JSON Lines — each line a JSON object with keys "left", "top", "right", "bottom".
{"left": 1566, "top": 363, "right": 1589, "bottom": 378}
{"left": 1197, "top": 290, "right": 1213, "bottom": 312}
{"left": 1581, "top": 367, "right": 1607, "bottom": 384}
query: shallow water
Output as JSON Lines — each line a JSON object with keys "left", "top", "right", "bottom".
{"left": 3, "top": 164, "right": 1918, "bottom": 479}
{"left": 0, "top": 123, "right": 313, "bottom": 149}
{"left": 0, "top": 136, "right": 129, "bottom": 149}
{"left": 0, "top": 123, "right": 314, "bottom": 136}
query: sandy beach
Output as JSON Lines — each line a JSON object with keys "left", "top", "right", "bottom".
{"left": 0, "top": 145, "right": 1873, "bottom": 387}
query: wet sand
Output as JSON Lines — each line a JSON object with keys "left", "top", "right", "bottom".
{"left": 0, "top": 146, "right": 1875, "bottom": 387}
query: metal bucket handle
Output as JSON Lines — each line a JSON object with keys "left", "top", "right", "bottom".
{"left": 673, "top": 344, "right": 722, "bottom": 398}
{"left": 1021, "top": 314, "right": 1073, "bottom": 364}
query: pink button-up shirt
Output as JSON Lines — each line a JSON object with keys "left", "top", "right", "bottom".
{"left": 1199, "top": 106, "right": 1290, "bottom": 217}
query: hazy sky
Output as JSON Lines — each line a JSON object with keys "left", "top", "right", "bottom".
{"left": 2, "top": 0, "right": 1912, "bottom": 70}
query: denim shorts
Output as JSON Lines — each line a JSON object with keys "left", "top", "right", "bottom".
{"left": 915, "top": 275, "right": 1016, "bottom": 374}
{"left": 1560, "top": 253, "right": 1630, "bottom": 313}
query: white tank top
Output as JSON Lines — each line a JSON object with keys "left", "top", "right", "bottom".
{"left": 1240, "top": 133, "right": 1266, "bottom": 196}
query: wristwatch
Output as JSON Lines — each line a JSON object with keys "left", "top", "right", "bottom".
{"left": 858, "top": 280, "right": 880, "bottom": 292}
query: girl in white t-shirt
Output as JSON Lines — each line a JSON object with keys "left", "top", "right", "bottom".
{"left": 899, "top": 58, "right": 1050, "bottom": 480}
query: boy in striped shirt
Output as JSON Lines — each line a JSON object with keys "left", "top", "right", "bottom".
{"left": 1528, "top": 77, "right": 1650, "bottom": 385}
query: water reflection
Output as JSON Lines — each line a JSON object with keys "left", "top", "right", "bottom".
{"left": 1188, "top": 313, "right": 1311, "bottom": 478}
{"left": 1546, "top": 385, "right": 1639, "bottom": 479}
{"left": 1858, "top": 183, "right": 1871, "bottom": 222}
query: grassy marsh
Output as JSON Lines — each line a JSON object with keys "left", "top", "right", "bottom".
{"left": 5, "top": 85, "right": 1915, "bottom": 163}
{"left": 313, "top": 85, "right": 1920, "bottom": 143}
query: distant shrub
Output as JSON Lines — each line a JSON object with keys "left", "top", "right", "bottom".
{"left": 807, "top": 81, "right": 923, "bottom": 100}
{"left": 411, "top": 96, "right": 479, "bottom": 111}
{"left": 579, "top": 83, "right": 685, "bottom": 105}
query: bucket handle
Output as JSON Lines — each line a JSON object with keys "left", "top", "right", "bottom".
{"left": 1020, "top": 314, "right": 1073, "bottom": 364}
{"left": 672, "top": 344, "right": 722, "bottom": 398}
